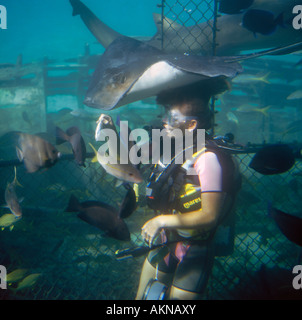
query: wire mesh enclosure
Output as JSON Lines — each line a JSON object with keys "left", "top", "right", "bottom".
{"left": 0, "top": 0, "right": 301, "bottom": 300}
{"left": 155, "top": 0, "right": 218, "bottom": 54}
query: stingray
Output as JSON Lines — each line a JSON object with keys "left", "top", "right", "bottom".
{"left": 84, "top": 35, "right": 302, "bottom": 110}
{"left": 70, "top": 0, "right": 302, "bottom": 110}
{"left": 70, "top": 0, "right": 302, "bottom": 55}
{"left": 84, "top": 36, "right": 245, "bottom": 110}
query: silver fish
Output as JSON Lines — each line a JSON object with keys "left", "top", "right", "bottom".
{"left": 16, "top": 133, "right": 61, "bottom": 173}
{"left": 92, "top": 114, "right": 143, "bottom": 184}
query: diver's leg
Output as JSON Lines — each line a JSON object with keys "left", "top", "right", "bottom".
{"left": 169, "top": 285, "right": 203, "bottom": 300}
{"left": 169, "top": 243, "right": 214, "bottom": 300}
{"left": 135, "top": 258, "right": 173, "bottom": 300}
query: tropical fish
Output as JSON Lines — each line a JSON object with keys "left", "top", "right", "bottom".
{"left": 118, "top": 183, "right": 137, "bottom": 219}
{"left": 242, "top": 9, "right": 284, "bottom": 36}
{"left": 286, "top": 89, "right": 302, "bottom": 100}
{"left": 92, "top": 114, "right": 143, "bottom": 183}
{"left": 249, "top": 144, "right": 295, "bottom": 175}
{"left": 0, "top": 213, "right": 21, "bottom": 230}
{"left": 15, "top": 273, "right": 41, "bottom": 291}
{"left": 6, "top": 269, "right": 28, "bottom": 284}
{"left": 70, "top": 108, "right": 100, "bottom": 121}
{"left": 56, "top": 126, "right": 87, "bottom": 167}
{"left": 268, "top": 204, "right": 302, "bottom": 247}
{"left": 4, "top": 167, "right": 23, "bottom": 217}
{"left": 236, "top": 105, "right": 270, "bottom": 116}
{"left": 232, "top": 72, "right": 270, "bottom": 84}
{"left": 95, "top": 113, "right": 118, "bottom": 141}
{"left": 70, "top": 0, "right": 302, "bottom": 56}
{"left": 90, "top": 143, "right": 142, "bottom": 184}
{"left": 16, "top": 133, "right": 61, "bottom": 173}
{"left": 219, "top": 0, "right": 254, "bottom": 14}
{"left": 65, "top": 194, "right": 130, "bottom": 241}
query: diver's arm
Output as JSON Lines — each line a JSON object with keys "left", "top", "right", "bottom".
{"left": 141, "top": 191, "right": 224, "bottom": 247}
{"left": 171, "top": 192, "right": 224, "bottom": 227}
{"left": 142, "top": 151, "right": 224, "bottom": 246}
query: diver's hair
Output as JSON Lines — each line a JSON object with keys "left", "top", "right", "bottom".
{"left": 156, "top": 77, "right": 229, "bottom": 130}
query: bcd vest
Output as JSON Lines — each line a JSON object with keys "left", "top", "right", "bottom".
{"left": 145, "top": 141, "right": 242, "bottom": 254}
{"left": 146, "top": 141, "right": 241, "bottom": 213}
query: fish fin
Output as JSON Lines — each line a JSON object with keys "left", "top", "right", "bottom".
{"left": 66, "top": 126, "right": 81, "bottom": 136}
{"left": 13, "top": 166, "right": 23, "bottom": 187}
{"left": 9, "top": 225, "right": 14, "bottom": 231}
{"left": 260, "top": 72, "right": 271, "bottom": 84}
{"left": 89, "top": 143, "right": 99, "bottom": 162}
{"left": 89, "top": 142, "right": 97, "bottom": 155}
{"left": 115, "top": 180, "right": 123, "bottom": 187}
{"left": 133, "top": 183, "right": 139, "bottom": 202}
{"left": 153, "top": 13, "right": 182, "bottom": 32}
{"left": 16, "top": 147, "right": 24, "bottom": 162}
{"left": 261, "top": 106, "right": 271, "bottom": 117}
{"left": 260, "top": 105, "right": 271, "bottom": 117}
{"left": 55, "top": 126, "right": 69, "bottom": 145}
{"left": 65, "top": 194, "right": 80, "bottom": 212}
{"left": 24, "top": 159, "right": 39, "bottom": 173}
{"left": 1, "top": 227, "right": 4, "bottom": 231}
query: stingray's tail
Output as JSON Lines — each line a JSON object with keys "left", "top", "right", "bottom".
{"left": 226, "top": 41, "right": 302, "bottom": 63}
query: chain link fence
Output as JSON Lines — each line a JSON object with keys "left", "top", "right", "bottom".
{"left": 156, "top": 0, "right": 218, "bottom": 55}
{"left": 0, "top": 0, "right": 301, "bottom": 300}
{"left": 0, "top": 148, "right": 301, "bottom": 300}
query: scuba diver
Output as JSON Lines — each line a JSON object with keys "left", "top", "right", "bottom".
{"left": 135, "top": 78, "right": 242, "bottom": 300}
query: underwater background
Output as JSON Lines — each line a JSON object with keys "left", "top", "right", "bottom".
{"left": 0, "top": 0, "right": 301, "bottom": 300}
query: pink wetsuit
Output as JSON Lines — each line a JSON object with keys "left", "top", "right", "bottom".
{"left": 194, "top": 151, "right": 223, "bottom": 193}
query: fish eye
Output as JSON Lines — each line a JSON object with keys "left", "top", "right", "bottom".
{"left": 129, "top": 173, "right": 133, "bottom": 176}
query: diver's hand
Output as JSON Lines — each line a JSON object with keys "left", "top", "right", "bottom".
{"left": 141, "top": 216, "right": 164, "bottom": 248}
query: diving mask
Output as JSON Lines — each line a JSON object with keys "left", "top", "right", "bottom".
{"left": 163, "top": 109, "right": 196, "bottom": 129}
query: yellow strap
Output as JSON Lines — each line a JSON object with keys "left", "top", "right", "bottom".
{"left": 191, "top": 146, "right": 207, "bottom": 160}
